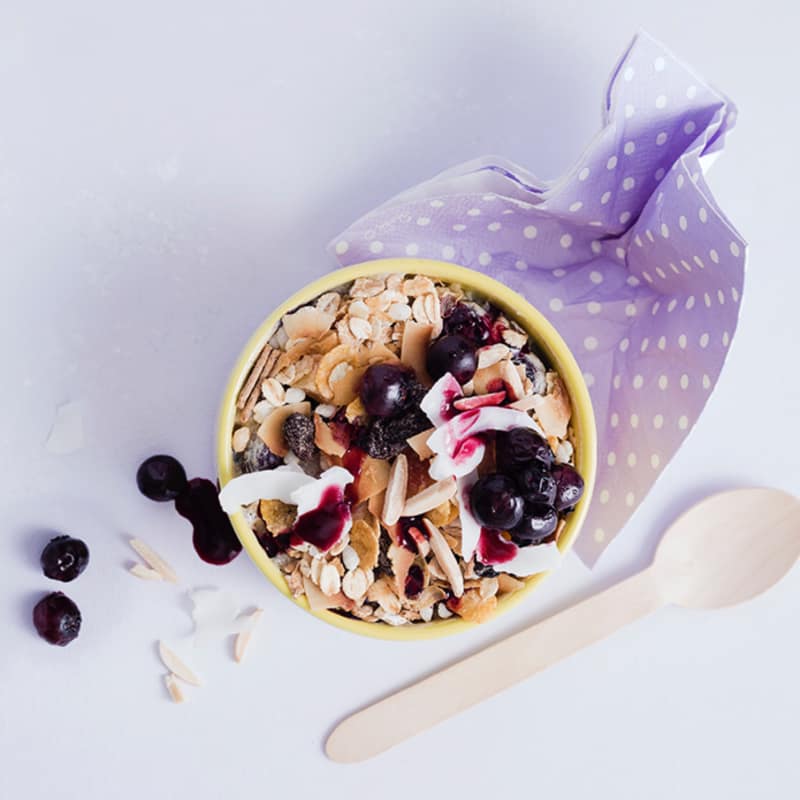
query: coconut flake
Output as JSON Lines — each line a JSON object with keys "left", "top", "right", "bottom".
{"left": 494, "top": 541, "right": 562, "bottom": 577}
{"left": 190, "top": 588, "right": 247, "bottom": 646}
{"left": 457, "top": 470, "right": 482, "bottom": 560}
{"left": 420, "top": 372, "right": 462, "bottom": 426}
{"left": 218, "top": 465, "right": 311, "bottom": 513}
{"left": 290, "top": 466, "right": 353, "bottom": 516}
{"left": 45, "top": 401, "right": 84, "bottom": 455}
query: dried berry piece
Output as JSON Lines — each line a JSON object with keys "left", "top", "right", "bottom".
{"left": 282, "top": 413, "right": 317, "bottom": 461}
{"left": 32, "top": 592, "right": 82, "bottom": 646}
{"left": 239, "top": 438, "right": 283, "bottom": 473}
{"left": 40, "top": 535, "right": 89, "bottom": 582}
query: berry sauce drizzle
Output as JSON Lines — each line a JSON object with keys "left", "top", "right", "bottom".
{"left": 175, "top": 478, "right": 243, "bottom": 565}
{"left": 291, "top": 485, "right": 350, "bottom": 551}
{"left": 342, "top": 446, "right": 366, "bottom": 504}
{"left": 476, "top": 527, "right": 517, "bottom": 565}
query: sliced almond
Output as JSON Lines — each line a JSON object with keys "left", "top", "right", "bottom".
{"left": 164, "top": 673, "right": 185, "bottom": 703}
{"left": 158, "top": 641, "right": 202, "bottom": 686}
{"left": 129, "top": 539, "right": 178, "bottom": 583}
{"left": 406, "top": 427, "right": 435, "bottom": 459}
{"left": 388, "top": 302, "right": 411, "bottom": 321}
{"left": 234, "top": 609, "right": 263, "bottom": 663}
{"left": 282, "top": 305, "right": 336, "bottom": 340}
{"left": 425, "top": 499, "right": 459, "bottom": 527}
{"left": 314, "top": 414, "right": 346, "bottom": 457}
{"left": 402, "top": 477, "right": 457, "bottom": 517}
{"left": 400, "top": 322, "right": 434, "bottom": 384}
{"left": 423, "top": 519, "right": 464, "bottom": 598}
{"left": 256, "top": 401, "right": 311, "bottom": 456}
{"left": 381, "top": 453, "right": 408, "bottom": 526}
{"left": 129, "top": 563, "right": 163, "bottom": 581}
{"left": 479, "top": 576, "right": 500, "bottom": 600}
{"left": 351, "top": 276, "right": 386, "bottom": 297}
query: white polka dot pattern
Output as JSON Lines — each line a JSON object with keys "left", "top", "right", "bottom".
{"left": 329, "top": 33, "right": 744, "bottom": 566}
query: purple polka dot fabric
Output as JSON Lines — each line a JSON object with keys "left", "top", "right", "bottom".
{"left": 328, "top": 32, "right": 746, "bottom": 565}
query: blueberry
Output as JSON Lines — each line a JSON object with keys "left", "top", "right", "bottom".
{"left": 33, "top": 592, "right": 82, "bottom": 646}
{"left": 136, "top": 455, "right": 187, "bottom": 502}
{"left": 426, "top": 334, "right": 477, "bottom": 384}
{"left": 551, "top": 463, "right": 585, "bottom": 511}
{"left": 40, "top": 535, "right": 90, "bottom": 582}
{"left": 470, "top": 473, "right": 524, "bottom": 530}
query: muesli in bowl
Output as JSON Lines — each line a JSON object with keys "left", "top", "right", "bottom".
{"left": 218, "top": 260, "right": 595, "bottom": 638}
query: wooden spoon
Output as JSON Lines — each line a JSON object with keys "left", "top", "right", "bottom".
{"left": 326, "top": 488, "right": 800, "bottom": 763}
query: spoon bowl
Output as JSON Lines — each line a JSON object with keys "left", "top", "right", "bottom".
{"left": 654, "top": 488, "right": 800, "bottom": 609}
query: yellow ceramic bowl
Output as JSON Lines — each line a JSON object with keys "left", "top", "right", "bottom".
{"left": 217, "top": 259, "right": 596, "bottom": 641}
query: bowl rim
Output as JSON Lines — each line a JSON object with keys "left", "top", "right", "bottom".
{"left": 217, "top": 258, "right": 597, "bottom": 641}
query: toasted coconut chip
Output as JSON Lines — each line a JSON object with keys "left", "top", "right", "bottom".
{"left": 389, "top": 543, "right": 416, "bottom": 598}
{"left": 314, "top": 415, "right": 346, "bottom": 457}
{"left": 367, "top": 489, "right": 385, "bottom": 518}
{"left": 472, "top": 359, "right": 524, "bottom": 401}
{"left": 349, "top": 517, "right": 380, "bottom": 571}
{"left": 158, "top": 641, "right": 202, "bottom": 686}
{"left": 532, "top": 374, "right": 572, "bottom": 438}
{"left": 507, "top": 395, "right": 538, "bottom": 412}
{"left": 381, "top": 453, "right": 408, "bottom": 526}
{"left": 502, "top": 328, "right": 528, "bottom": 349}
{"left": 497, "top": 573, "right": 526, "bottom": 594}
{"left": 356, "top": 456, "right": 390, "bottom": 504}
{"left": 256, "top": 401, "right": 311, "bottom": 457}
{"left": 234, "top": 609, "right": 263, "bottom": 663}
{"left": 345, "top": 396, "right": 366, "bottom": 422}
{"left": 367, "top": 577, "right": 402, "bottom": 615}
{"left": 425, "top": 498, "right": 459, "bottom": 528}
{"left": 164, "top": 673, "right": 185, "bottom": 703}
{"left": 450, "top": 590, "right": 498, "bottom": 624}
{"left": 303, "top": 576, "right": 354, "bottom": 612}
{"left": 129, "top": 539, "right": 178, "bottom": 583}
{"left": 330, "top": 363, "right": 365, "bottom": 406}
{"left": 402, "top": 477, "right": 457, "bottom": 517}
{"left": 423, "top": 519, "right": 464, "bottom": 598}
{"left": 406, "top": 427, "right": 435, "bottom": 459}
{"left": 129, "top": 563, "right": 163, "bottom": 581}
{"left": 479, "top": 576, "right": 500, "bottom": 600}
{"left": 282, "top": 305, "right": 336, "bottom": 340}
{"left": 413, "top": 585, "right": 448, "bottom": 610}
{"left": 259, "top": 499, "right": 297, "bottom": 533}
{"left": 400, "top": 321, "right": 434, "bottom": 384}
{"left": 316, "top": 344, "right": 359, "bottom": 400}
{"left": 477, "top": 343, "right": 512, "bottom": 369}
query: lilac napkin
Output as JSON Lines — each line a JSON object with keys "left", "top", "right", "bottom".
{"left": 328, "top": 32, "right": 746, "bottom": 565}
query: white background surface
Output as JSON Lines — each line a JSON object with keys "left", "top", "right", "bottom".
{"left": 1, "top": 2, "right": 798, "bottom": 798}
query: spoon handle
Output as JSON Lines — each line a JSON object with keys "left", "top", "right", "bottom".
{"left": 326, "top": 566, "right": 664, "bottom": 763}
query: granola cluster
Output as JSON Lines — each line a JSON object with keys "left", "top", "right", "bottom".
{"left": 228, "top": 272, "right": 579, "bottom": 626}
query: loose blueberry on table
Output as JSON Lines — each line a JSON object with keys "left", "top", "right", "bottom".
{"left": 221, "top": 273, "right": 586, "bottom": 625}
{"left": 40, "top": 535, "right": 90, "bottom": 582}
{"left": 33, "top": 592, "right": 82, "bottom": 646}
